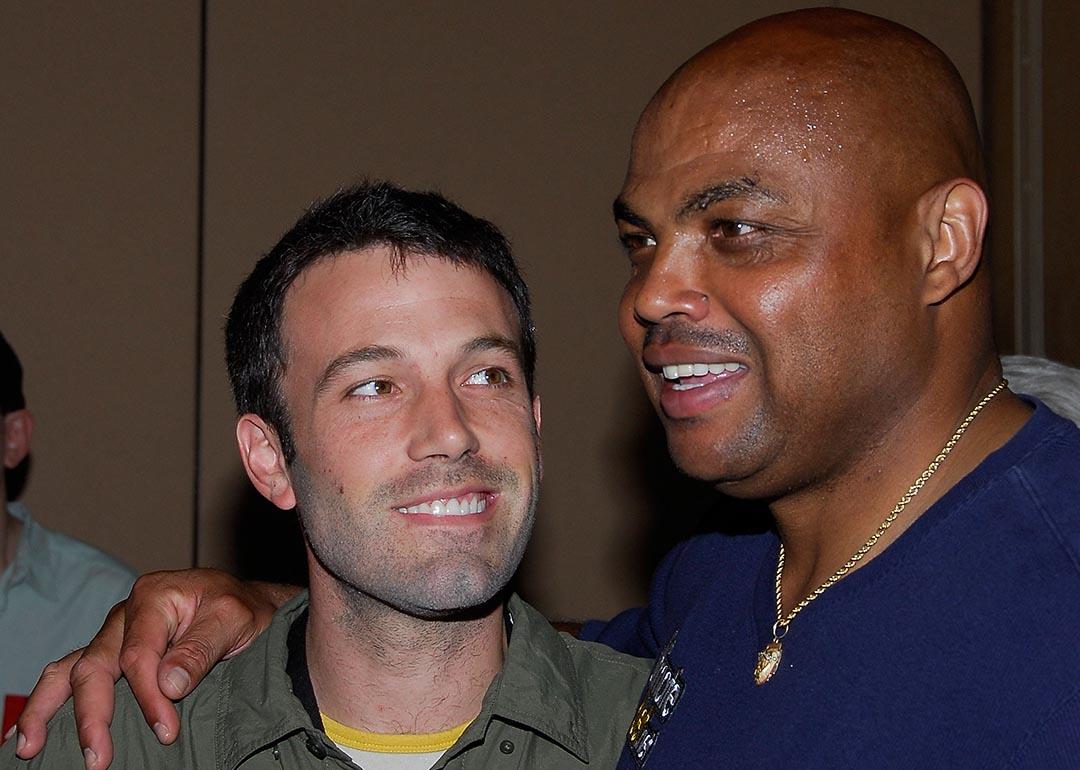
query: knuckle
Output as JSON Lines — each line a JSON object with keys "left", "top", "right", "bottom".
{"left": 40, "top": 659, "right": 68, "bottom": 683}
{"left": 117, "top": 645, "right": 145, "bottom": 676}
{"left": 69, "top": 657, "right": 98, "bottom": 688}
{"left": 173, "top": 637, "right": 216, "bottom": 672}
{"left": 212, "top": 593, "right": 253, "bottom": 622}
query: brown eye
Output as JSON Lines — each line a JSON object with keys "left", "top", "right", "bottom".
{"left": 715, "top": 220, "right": 755, "bottom": 238}
{"left": 619, "top": 232, "right": 657, "bottom": 251}
{"left": 466, "top": 368, "right": 510, "bottom": 386}
{"left": 351, "top": 379, "right": 394, "bottom": 397}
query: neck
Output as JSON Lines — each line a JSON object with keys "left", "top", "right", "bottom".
{"left": 305, "top": 574, "right": 506, "bottom": 735}
{"left": 770, "top": 369, "right": 1031, "bottom": 614}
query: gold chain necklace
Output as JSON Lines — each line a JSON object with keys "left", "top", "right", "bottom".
{"left": 753, "top": 379, "right": 1008, "bottom": 686}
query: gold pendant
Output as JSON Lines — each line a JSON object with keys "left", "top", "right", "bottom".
{"left": 754, "top": 640, "right": 782, "bottom": 685}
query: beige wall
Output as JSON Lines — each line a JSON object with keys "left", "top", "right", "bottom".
{"left": 2, "top": 4, "right": 199, "bottom": 572}
{"left": 4, "top": 2, "right": 986, "bottom": 619}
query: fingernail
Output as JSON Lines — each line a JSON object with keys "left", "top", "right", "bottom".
{"left": 164, "top": 667, "right": 190, "bottom": 696}
{"left": 16, "top": 733, "right": 26, "bottom": 753}
{"left": 153, "top": 722, "right": 171, "bottom": 743}
{"left": 83, "top": 747, "right": 98, "bottom": 769}
{"left": 3, "top": 724, "right": 15, "bottom": 741}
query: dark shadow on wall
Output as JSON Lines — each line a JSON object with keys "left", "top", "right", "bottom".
{"left": 4, "top": 454, "right": 31, "bottom": 501}
{"left": 225, "top": 477, "right": 309, "bottom": 587}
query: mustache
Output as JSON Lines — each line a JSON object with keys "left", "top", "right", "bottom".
{"left": 643, "top": 321, "right": 752, "bottom": 356}
{"left": 374, "top": 454, "right": 520, "bottom": 504}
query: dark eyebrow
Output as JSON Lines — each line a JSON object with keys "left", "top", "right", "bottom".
{"left": 612, "top": 198, "right": 652, "bottom": 230}
{"left": 315, "top": 345, "right": 403, "bottom": 395}
{"left": 462, "top": 334, "right": 523, "bottom": 365}
{"left": 676, "top": 178, "right": 786, "bottom": 221}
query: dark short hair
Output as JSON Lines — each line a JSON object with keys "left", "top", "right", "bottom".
{"left": 0, "top": 332, "right": 26, "bottom": 415}
{"left": 225, "top": 181, "right": 536, "bottom": 463}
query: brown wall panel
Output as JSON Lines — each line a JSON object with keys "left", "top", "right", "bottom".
{"left": 196, "top": 1, "right": 983, "bottom": 618}
{"left": 1043, "top": 2, "right": 1080, "bottom": 367}
{"left": 1, "top": 4, "right": 200, "bottom": 571}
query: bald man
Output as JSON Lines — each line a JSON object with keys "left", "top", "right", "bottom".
{"left": 11, "top": 8, "right": 1080, "bottom": 769}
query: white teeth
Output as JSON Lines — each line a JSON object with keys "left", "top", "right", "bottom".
{"left": 661, "top": 362, "right": 746, "bottom": 380}
{"left": 398, "top": 494, "right": 487, "bottom": 516}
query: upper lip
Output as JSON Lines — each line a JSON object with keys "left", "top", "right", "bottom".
{"left": 641, "top": 345, "right": 748, "bottom": 373}
{"left": 393, "top": 485, "right": 494, "bottom": 511}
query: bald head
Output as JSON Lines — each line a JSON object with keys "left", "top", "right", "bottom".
{"left": 638, "top": 9, "right": 983, "bottom": 205}
{"left": 615, "top": 9, "right": 999, "bottom": 493}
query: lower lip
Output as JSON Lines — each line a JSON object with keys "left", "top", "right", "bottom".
{"left": 658, "top": 369, "right": 747, "bottom": 419}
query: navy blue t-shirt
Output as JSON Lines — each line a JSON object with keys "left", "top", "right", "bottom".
{"left": 583, "top": 401, "right": 1080, "bottom": 768}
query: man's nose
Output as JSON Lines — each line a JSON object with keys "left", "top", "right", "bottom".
{"left": 632, "top": 241, "right": 710, "bottom": 326}
{"left": 406, "top": 388, "right": 481, "bottom": 462}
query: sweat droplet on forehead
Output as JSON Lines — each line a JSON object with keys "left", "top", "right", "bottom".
{"left": 729, "top": 81, "right": 848, "bottom": 164}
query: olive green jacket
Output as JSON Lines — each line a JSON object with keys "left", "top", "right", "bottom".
{"left": 5, "top": 593, "right": 649, "bottom": 769}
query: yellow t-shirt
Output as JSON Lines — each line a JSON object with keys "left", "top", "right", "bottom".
{"left": 321, "top": 713, "right": 470, "bottom": 770}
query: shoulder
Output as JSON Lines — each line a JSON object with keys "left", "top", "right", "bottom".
{"left": 507, "top": 595, "right": 650, "bottom": 708}
{"left": 995, "top": 407, "right": 1080, "bottom": 570}
{"left": 3, "top": 674, "right": 223, "bottom": 769}
{"left": 25, "top": 513, "right": 137, "bottom": 594}
{"left": 559, "top": 633, "right": 653, "bottom": 688}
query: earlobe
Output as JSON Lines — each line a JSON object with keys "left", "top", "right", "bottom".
{"left": 921, "top": 179, "right": 988, "bottom": 305}
{"left": 235, "top": 415, "right": 297, "bottom": 510}
{"left": 2, "top": 409, "right": 33, "bottom": 470}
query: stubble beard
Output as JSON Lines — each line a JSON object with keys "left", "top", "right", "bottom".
{"left": 291, "top": 453, "right": 539, "bottom": 622}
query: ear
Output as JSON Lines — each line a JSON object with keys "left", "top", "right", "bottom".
{"left": 531, "top": 395, "right": 542, "bottom": 436}
{"left": 235, "top": 414, "right": 296, "bottom": 510}
{"left": 3, "top": 409, "right": 33, "bottom": 470}
{"left": 532, "top": 395, "right": 544, "bottom": 481}
{"left": 919, "top": 179, "right": 988, "bottom": 305}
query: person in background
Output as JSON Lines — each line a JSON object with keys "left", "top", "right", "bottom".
{"left": 0, "top": 332, "right": 135, "bottom": 739}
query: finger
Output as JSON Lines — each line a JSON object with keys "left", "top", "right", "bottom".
{"left": 67, "top": 602, "right": 129, "bottom": 769}
{"left": 156, "top": 594, "right": 256, "bottom": 701}
{"left": 116, "top": 595, "right": 184, "bottom": 743}
{"left": 14, "top": 650, "right": 81, "bottom": 758}
{"left": 70, "top": 652, "right": 117, "bottom": 770}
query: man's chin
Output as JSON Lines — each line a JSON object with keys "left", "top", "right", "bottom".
{"left": 397, "top": 578, "right": 510, "bottom": 621}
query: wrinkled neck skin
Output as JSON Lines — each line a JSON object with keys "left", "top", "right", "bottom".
{"left": 768, "top": 357, "right": 1032, "bottom": 615}
{"left": 304, "top": 563, "right": 506, "bottom": 735}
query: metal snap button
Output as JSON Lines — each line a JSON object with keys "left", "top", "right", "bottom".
{"left": 499, "top": 739, "right": 515, "bottom": 754}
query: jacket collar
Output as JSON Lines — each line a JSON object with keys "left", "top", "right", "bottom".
{"left": 217, "top": 592, "right": 591, "bottom": 767}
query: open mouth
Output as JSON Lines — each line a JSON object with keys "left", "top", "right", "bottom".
{"left": 396, "top": 492, "right": 490, "bottom": 516}
{"left": 661, "top": 361, "right": 745, "bottom": 390}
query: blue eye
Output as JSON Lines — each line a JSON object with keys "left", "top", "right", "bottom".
{"left": 465, "top": 368, "right": 511, "bottom": 386}
{"left": 350, "top": 379, "right": 394, "bottom": 397}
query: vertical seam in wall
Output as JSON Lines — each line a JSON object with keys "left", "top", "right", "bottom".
{"left": 1011, "top": 0, "right": 1045, "bottom": 355}
{"left": 193, "top": 0, "right": 208, "bottom": 567}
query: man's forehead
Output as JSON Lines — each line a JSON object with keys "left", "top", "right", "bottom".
{"left": 282, "top": 249, "right": 518, "bottom": 356}
{"left": 630, "top": 64, "right": 852, "bottom": 176}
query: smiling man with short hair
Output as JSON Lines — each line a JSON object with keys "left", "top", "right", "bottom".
{"left": 4, "top": 183, "right": 649, "bottom": 769}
